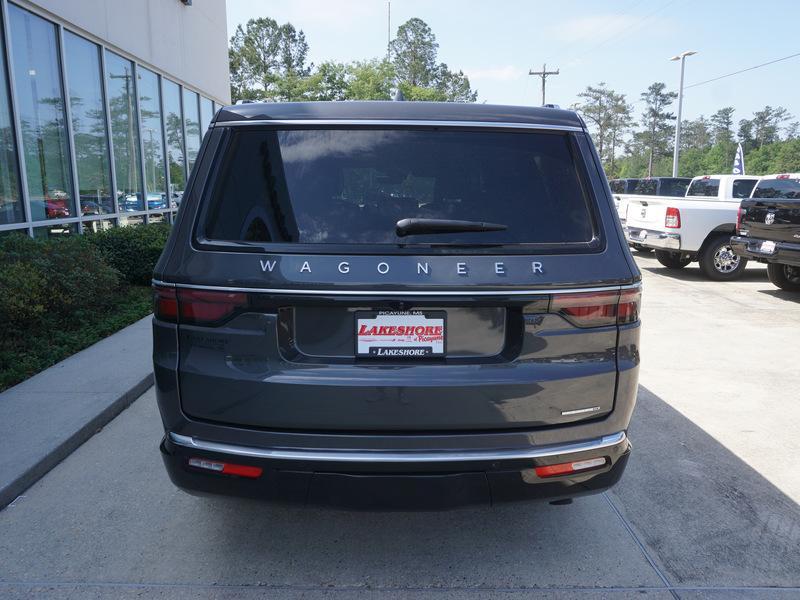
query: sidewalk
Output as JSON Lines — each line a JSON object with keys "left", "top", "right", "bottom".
{"left": 0, "top": 315, "right": 153, "bottom": 509}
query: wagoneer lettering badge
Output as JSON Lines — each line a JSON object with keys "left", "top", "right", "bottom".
{"left": 259, "top": 258, "right": 546, "bottom": 277}
{"left": 153, "top": 100, "right": 640, "bottom": 510}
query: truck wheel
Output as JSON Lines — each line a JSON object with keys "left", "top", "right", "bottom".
{"left": 767, "top": 263, "right": 800, "bottom": 292}
{"left": 631, "top": 244, "right": 653, "bottom": 253}
{"left": 655, "top": 250, "right": 691, "bottom": 269}
{"left": 699, "top": 235, "right": 747, "bottom": 280}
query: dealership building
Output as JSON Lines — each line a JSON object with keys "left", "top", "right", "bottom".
{"left": 0, "top": 0, "right": 229, "bottom": 237}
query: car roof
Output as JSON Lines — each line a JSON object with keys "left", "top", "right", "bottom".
{"left": 214, "top": 101, "right": 584, "bottom": 129}
{"left": 757, "top": 173, "right": 800, "bottom": 180}
{"left": 691, "top": 174, "right": 760, "bottom": 181}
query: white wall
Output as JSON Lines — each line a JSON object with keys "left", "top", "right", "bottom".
{"left": 20, "top": 0, "right": 230, "bottom": 104}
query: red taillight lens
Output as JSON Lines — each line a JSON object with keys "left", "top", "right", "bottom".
{"left": 154, "top": 286, "right": 178, "bottom": 322}
{"left": 188, "top": 457, "right": 262, "bottom": 478}
{"left": 665, "top": 207, "right": 681, "bottom": 228}
{"left": 152, "top": 285, "right": 248, "bottom": 325}
{"left": 535, "top": 457, "right": 607, "bottom": 478}
{"left": 177, "top": 289, "right": 248, "bottom": 324}
{"left": 736, "top": 206, "right": 746, "bottom": 232}
{"left": 551, "top": 289, "right": 641, "bottom": 328}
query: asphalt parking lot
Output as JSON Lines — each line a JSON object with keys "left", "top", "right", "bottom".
{"left": 1, "top": 252, "right": 798, "bottom": 599}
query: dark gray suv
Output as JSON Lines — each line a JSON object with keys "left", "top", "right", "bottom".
{"left": 153, "top": 101, "right": 641, "bottom": 509}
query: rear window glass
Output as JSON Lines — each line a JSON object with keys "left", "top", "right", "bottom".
{"left": 752, "top": 178, "right": 800, "bottom": 199}
{"left": 732, "top": 179, "right": 758, "bottom": 198}
{"left": 658, "top": 178, "right": 691, "bottom": 197}
{"left": 630, "top": 179, "right": 657, "bottom": 195}
{"left": 687, "top": 178, "right": 720, "bottom": 197}
{"left": 609, "top": 179, "right": 626, "bottom": 194}
{"left": 202, "top": 128, "right": 596, "bottom": 247}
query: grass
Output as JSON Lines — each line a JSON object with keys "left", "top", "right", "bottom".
{"left": 0, "top": 285, "right": 152, "bottom": 393}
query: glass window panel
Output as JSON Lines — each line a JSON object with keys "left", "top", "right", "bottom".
{"left": 183, "top": 88, "right": 200, "bottom": 174}
{"left": 199, "top": 96, "right": 213, "bottom": 135}
{"left": 137, "top": 67, "right": 167, "bottom": 210}
{"left": 105, "top": 51, "right": 142, "bottom": 211}
{"left": 33, "top": 221, "right": 76, "bottom": 238}
{"left": 0, "top": 18, "right": 21, "bottom": 225}
{"left": 82, "top": 217, "right": 114, "bottom": 233}
{"left": 118, "top": 213, "right": 144, "bottom": 227}
{"left": 63, "top": 32, "right": 112, "bottom": 217}
{"left": 9, "top": 5, "right": 74, "bottom": 222}
{"left": 162, "top": 79, "right": 185, "bottom": 202}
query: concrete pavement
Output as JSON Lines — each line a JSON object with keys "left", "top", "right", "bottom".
{"left": 0, "top": 254, "right": 798, "bottom": 598}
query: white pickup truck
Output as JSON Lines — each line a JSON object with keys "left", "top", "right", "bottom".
{"left": 624, "top": 174, "right": 760, "bottom": 280}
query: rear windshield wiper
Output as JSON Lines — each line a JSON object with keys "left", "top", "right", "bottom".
{"left": 396, "top": 218, "right": 508, "bottom": 238}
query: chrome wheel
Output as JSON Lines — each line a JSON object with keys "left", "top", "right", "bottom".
{"left": 713, "top": 245, "right": 741, "bottom": 273}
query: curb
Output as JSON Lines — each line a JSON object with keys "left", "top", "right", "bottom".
{"left": 0, "top": 316, "right": 154, "bottom": 510}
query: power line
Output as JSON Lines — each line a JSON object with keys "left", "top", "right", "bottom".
{"left": 685, "top": 52, "right": 800, "bottom": 89}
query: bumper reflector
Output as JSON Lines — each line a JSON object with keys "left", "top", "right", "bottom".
{"left": 535, "top": 456, "right": 607, "bottom": 478}
{"left": 188, "top": 457, "right": 263, "bottom": 479}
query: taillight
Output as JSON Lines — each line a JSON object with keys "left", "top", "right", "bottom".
{"left": 535, "top": 457, "right": 607, "bottom": 478}
{"left": 178, "top": 289, "right": 248, "bottom": 324}
{"left": 736, "top": 206, "right": 746, "bottom": 232}
{"left": 550, "top": 288, "right": 641, "bottom": 328}
{"left": 776, "top": 173, "right": 790, "bottom": 180}
{"left": 153, "top": 285, "right": 248, "bottom": 325}
{"left": 188, "top": 457, "right": 262, "bottom": 479}
{"left": 665, "top": 207, "right": 681, "bottom": 228}
{"left": 154, "top": 286, "right": 178, "bottom": 322}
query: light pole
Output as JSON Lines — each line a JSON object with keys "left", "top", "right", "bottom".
{"left": 670, "top": 50, "right": 697, "bottom": 177}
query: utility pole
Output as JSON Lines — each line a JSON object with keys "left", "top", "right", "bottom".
{"left": 528, "top": 63, "right": 559, "bottom": 106}
{"left": 387, "top": 1, "right": 391, "bottom": 57}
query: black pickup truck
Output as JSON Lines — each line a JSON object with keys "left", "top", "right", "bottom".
{"left": 731, "top": 174, "right": 800, "bottom": 291}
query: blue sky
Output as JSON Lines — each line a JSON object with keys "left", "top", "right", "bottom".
{"left": 226, "top": 0, "right": 799, "bottom": 124}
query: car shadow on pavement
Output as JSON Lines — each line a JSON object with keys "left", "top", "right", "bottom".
{"left": 196, "top": 385, "right": 800, "bottom": 593}
{"left": 638, "top": 264, "right": 769, "bottom": 283}
{"left": 757, "top": 288, "right": 800, "bottom": 303}
{"left": 0, "top": 386, "right": 798, "bottom": 597}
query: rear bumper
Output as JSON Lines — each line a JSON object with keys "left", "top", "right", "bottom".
{"left": 160, "top": 430, "right": 631, "bottom": 510}
{"left": 730, "top": 236, "right": 800, "bottom": 267}
{"left": 626, "top": 227, "right": 681, "bottom": 250}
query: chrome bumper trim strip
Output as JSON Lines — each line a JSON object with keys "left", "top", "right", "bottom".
{"left": 168, "top": 431, "right": 627, "bottom": 464}
{"left": 152, "top": 279, "right": 641, "bottom": 297}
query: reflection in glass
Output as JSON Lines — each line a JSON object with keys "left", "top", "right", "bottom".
{"left": 33, "top": 222, "right": 77, "bottom": 238}
{"left": 63, "top": 32, "right": 112, "bottom": 216}
{"left": 137, "top": 67, "right": 167, "bottom": 211}
{"left": 148, "top": 212, "right": 166, "bottom": 223}
{"left": 105, "top": 51, "right": 143, "bottom": 211}
{"left": 183, "top": 88, "right": 200, "bottom": 174}
{"left": 118, "top": 213, "right": 144, "bottom": 227}
{"left": 199, "top": 96, "right": 213, "bottom": 136}
{"left": 162, "top": 79, "right": 185, "bottom": 202}
{"left": 82, "top": 218, "right": 114, "bottom": 233}
{"left": 9, "top": 5, "right": 74, "bottom": 222}
{"left": 0, "top": 17, "right": 21, "bottom": 225}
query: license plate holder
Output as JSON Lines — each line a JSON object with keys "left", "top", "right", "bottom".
{"left": 759, "top": 240, "right": 777, "bottom": 254}
{"left": 356, "top": 310, "right": 446, "bottom": 358}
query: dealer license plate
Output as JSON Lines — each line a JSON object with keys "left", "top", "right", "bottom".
{"left": 760, "top": 240, "right": 777, "bottom": 254}
{"left": 356, "top": 311, "right": 445, "bottom": 357}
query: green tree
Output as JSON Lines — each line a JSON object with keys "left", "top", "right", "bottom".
{"left": 303, "top": 61, "right": 349, "bottom": 101}
{"left": 345, "top": 59, "right": 395, "bottom": 100}
{"left": 710, "top": 107, "right": 735, "bottom": 145}
{"left": 389, "top": 18, "right": 477, "bottom": 102}
{"left": 636, "top": 82, "right": 677, "bottom": 177}
{"left": 573, "top": 83, "right": 632, "bottom": 175}
{"left": 228, "top": 17, "right": 311, "bottom": 102}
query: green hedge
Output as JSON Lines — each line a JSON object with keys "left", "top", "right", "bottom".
{"left": 0, "top": 223, "right": 169, "bottom": 391}
{"left": 87, "top": 222, "right": 171, "bottom": 285}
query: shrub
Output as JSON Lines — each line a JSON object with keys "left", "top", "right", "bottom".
{"left": 0, "top": 234, "right": 120, "bottom": 335}
{"left": 87, "top": 222, "right": 171, "bottom": 285}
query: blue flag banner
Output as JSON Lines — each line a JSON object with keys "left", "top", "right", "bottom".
{"left": 733, "top": 143, "right": 745, "bottom": 175}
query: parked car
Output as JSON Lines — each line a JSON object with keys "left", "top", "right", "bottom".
{"left": 730, "top": 173, "right": 800, "bottom": 291}
{"left": 146, "top": 192, "right": 168, "bottom": 211}
{"left": 610, "top": 177, "right": 691, "bottom": 252}
{"left": 152, "top": 101, "right": 641, "bottom": 510}
{"left": 625, "top": 174, "right": 760, "bottom": 280}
